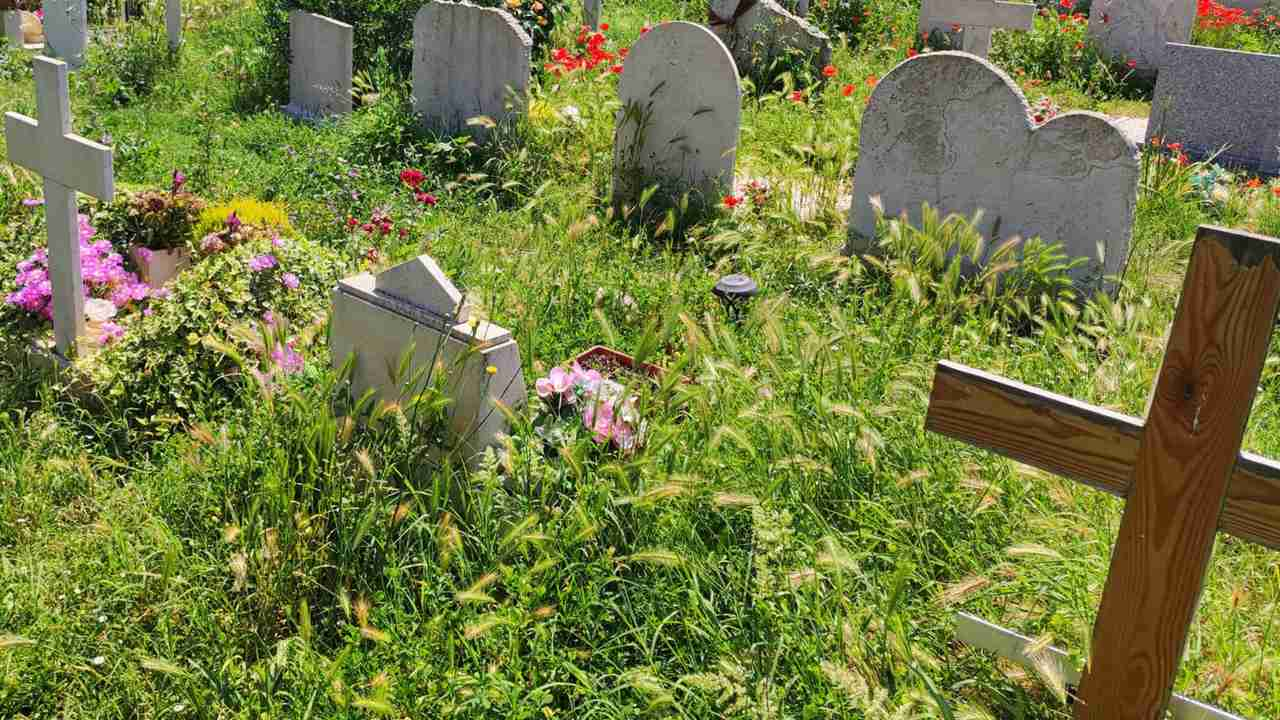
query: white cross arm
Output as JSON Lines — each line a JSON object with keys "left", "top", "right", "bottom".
{"left": 920, "top": 0, "right": 1036, "bottom": 30}
{"left": 5, "top": 112, "right": 113, "bottom": 200}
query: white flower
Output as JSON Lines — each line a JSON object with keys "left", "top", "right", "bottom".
{"left": 90, "top": 656, "right": 106, "bottom": 666}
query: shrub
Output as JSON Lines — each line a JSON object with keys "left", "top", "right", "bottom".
{"left": 196, "top": 197, "right": 294, "bottom": 238}
{"left": 989, "top": 7, "right": 1144, "bottom": 101}
{"left": 83, "top": 18, "right": 176, "bottom": 106}
{"left": 808, "top": 0, "right": 916, "bottom": 48}
{"left": 96, "top": 190, "right": 206, "bottom": 253}
{"left": 253, "top": 0, "right": 567, "bottom": 96}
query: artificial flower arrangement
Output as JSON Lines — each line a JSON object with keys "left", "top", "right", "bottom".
{"left": 532, "top": 359, "right": 644, "bottom": 454}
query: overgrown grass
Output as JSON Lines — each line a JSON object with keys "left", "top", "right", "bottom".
{"left": 2, "top": 0, "right": 1279, "bottom": 718}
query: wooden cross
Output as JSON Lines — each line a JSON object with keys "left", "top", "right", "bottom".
{"left": 919, "top": 0, "right": 1036, "bottom": 57}
{"left": 925, "top": 225, "right": 1280, "bottom": 718}
{"left": 5, "top": 56, "right": 113, "bottom": 358}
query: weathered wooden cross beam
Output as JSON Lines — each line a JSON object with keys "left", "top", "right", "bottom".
{"left": 925, "top": 225, "right": 1280, "bottom": 718}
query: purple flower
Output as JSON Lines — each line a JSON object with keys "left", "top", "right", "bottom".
{"left": 226, "top": 211, "right": 242, "bottom": 233}
{"left": 21, "top": 198, "right": 44, "bottom": 207}
{"left": 262, "top": 310, "right": 276, "bottom": 326}
{"left": 280, "top": 272, "right": 300, "bottom": 290}
{"left": 98, "top": 321, "right": 125, "bottom": 345}
{"left": 271, "top": 234, "right": 286, "bottom": 249}
{"left": 171, "top": 169, "right": 186, "bottom": 193}
{"left": 248, "top": 254, "right": 277, "bottom": 273}
{"left": 136, "top": 247, "right": 154, "bottom": 263}
{"left": 270, "top": 342, "right": 304, "bottom": 375}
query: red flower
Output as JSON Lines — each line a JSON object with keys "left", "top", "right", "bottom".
{"left": 841, "top": 83, "right": 854, "bottom": 97}
{"left": 416, "top": 192, "right": 439, "bottom": 206}
{"left": 790, "top": 90, "right": 805, "bottom": 103}
{"left": 907, "top": 48, "right": 918, "bottom": 58}
{"left": 1126, "top": 59, "right": 1137, "bottom": 69}
{"left": 600, "top": 22, "right": 609, "bottom": 30}
{"left": 822, "top": 64, "right": 837, "bottom": 78}
{"left": 865, "top": 74, "right": 878, "bottom": 87}
{"left": 723, "top": 194, "right": 742, "bottom": 209}
{"left": 1246, "top": 178, "right": 1262, "bottom": 189}
{"left": 399, "top": 168, "right": 425, "bottom": 190}
{"left": 346, "top": 216, "right": 358, "bottom": 228}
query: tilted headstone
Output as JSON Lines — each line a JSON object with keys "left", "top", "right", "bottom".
{"left": 918, "top": 0, "right": 1035, "bottom": 58}
{"left": 1088, "top": 0, "right": 1196, "bottom": 75}
{"left": 1147, "top": 43, "right": 1280, "bottom": 175}
{"left": 165, "top": 0, "right": 180, "bottom": 51}
{"left": 412, "top": 1, "right": 532, "bottom": 137}
{"left": 612, "top": 22, "right": 741, "bottom": 213}
{"left": 4, "top": 56, "right": 114, "bottom": 358}
{"left": 583, "top": 0, "right": 600, "bottom": 30}
{"left": 284, "top": 11, "right": 353, "bottom": 119}
{"left": 330, "top": 254, "right": 525, "bottom": 461}
{"left": 43, "top": 0, "right": 88, "bottom": 69}
{"left": 848, "top": 52, "right": 1139, "bottom": 295}
{"left": 711, "top": 0, "right": 830, "bottom": 77}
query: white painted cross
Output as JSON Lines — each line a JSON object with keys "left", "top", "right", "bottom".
{"left": 919, "top": 0, "right": 1036, "bottom": 58}
{"left": 5, "top": 56, "right": 113, "bottom": 357}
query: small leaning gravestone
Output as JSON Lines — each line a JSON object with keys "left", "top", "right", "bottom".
{"left": 709, "top": 0, "right": 830, "bottom": 77}
{"left": 1088, "top": 0, "right": 1196, "bottom": 76}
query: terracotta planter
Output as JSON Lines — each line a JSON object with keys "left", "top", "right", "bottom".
{"left": 573, "top": 345, "right": 667, "bottom": 382}
{"left": 131, "top": 246, "right": 190, "bottom": 289}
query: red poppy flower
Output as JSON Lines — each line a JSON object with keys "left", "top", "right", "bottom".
{"left": 841, "top": 83, "right": 854, "bottom": 97}
{"left": 790, "top": 90, "right": 805, "bottom": 103}
{"left": 822, "top": 64, "right": 837, "bottom": 78}
{"left": 723, "top": 194, "right": 742, "bottom": 209}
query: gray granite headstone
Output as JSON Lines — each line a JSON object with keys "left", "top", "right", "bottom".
{"left": 1147, "top": 43, "right": 1280, "bottom": 175}
{"left": 412, "top": 1, "right": 532, "bottom": 137}
{"left": 1088, "top": 0, "right": 1196, "bottom": 75}
{"left": 612, "top": 21, "right": 741, "bottom": 213}
{"left": 712, "top": 0, "right": 830, "bottom": 77}
{"left": 848, "top": 52, "right": 1139, "bottom": 296}
{"left": 284, "top": 11, "right": 353, "bottom": 119}
{"left": 43, "top": 0, "right": 88, "bottom": 70}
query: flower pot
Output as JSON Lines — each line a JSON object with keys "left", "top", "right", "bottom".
{"left": 20, "top": 10, "right": 41, "bottom": 44}
{"left": 572, "top": 345, "right": 667, "bottom": 382}
{"left": 130, "top": 246, "right": 190, "bottom": 289}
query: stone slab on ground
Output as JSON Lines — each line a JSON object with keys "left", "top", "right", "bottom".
{"left": 413, "top": 1, "right": 532, "bottom": 137}
{"left": 1147, "top": 42, "right": 1280, "bottom": 175}
{"left": 848, "top": 51, "right": 1140, "bottom": 296}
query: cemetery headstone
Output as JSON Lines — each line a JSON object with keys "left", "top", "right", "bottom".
{"left": 918, "top": 0, "right": 1036, "bottom": 58}
{"left": 710, "top": 0, "right": 830, "bottom": 77}
{"left": 43, "top": 0, "right": 88, "bottom": 69}
{"left": 329, "top": 254, "right": 526, "bottom": 461}
{"left": 165, "top": 0, "right": 180, "bottom": 51}
{"left": 2, "top": 11, "right": 27, "bottom": 49}
{"left": 925, "top": 224, "right": 1280, "bottom": 718}
{"left": 583, "top": 0, "right": 600, "bottom": 30}
{"left": 1147, "top": 42, "right": 1280, "bottom": 175}
{"left": 4, "top": 56, "right": 114, "bottom": 358}
{"left": 847, "top": 52, "right": 1139, "bottom": 295}
{"left": 612, "top": 21, "right": 741, "bottom": 213}
{"left": 412, "top": 1, "right": 532, "bottom": 137}
{"left": 283, "top": 11, "right": 353, "bottom": 120}
{"left": 1088, "top": 0, "right": 1196, "bottom": 75}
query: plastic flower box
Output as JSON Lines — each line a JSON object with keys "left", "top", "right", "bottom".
{"left": 130, "top": 246, "right": 190, "bottom": 289}
{"left": 572, "top": 345, "right": 667, "bottom": 383}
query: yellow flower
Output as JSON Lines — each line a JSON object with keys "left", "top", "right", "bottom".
{"left": 486, "top": 365, "right": 498, "bottom": 376}
{"left": 506, "top": 0, "right": 522, "bottom": 7}
{"left": 536, "top": 15, "right": 547, "bottom": 24}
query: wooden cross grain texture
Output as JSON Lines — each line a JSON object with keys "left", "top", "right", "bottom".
{"left": 919, "top": 0, "right": 1036, "bottom": 56}
{"left": 924, "top": 225, "right": 1280, "bottom": 718}
{"left": 5, "top": 56, "right": 114, "bottom": 357}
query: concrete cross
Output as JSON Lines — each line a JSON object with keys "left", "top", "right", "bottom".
{"left": 925, "top": 224, "right": 1280, "bottom": 718}
{"left": 5, "top": 56, "right": 113, "bottom": 358}
{"left": 919, "top": 0, "right": 1036, "bottom": 58}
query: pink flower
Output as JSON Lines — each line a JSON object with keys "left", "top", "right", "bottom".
{"left": 280, "top": 272, "right": 300, "bottom": 290}
{"left": 136, "top": 247, "right": 154, "bottom": 263}
{"left": 248, "top": 254, "right": 277, "bottom": 273}
{"left": 271, "top": 235, "right": 286, "bottom": 249}
{"left": 171, "top": 169, "right": 186, "bottom": 193}
{"left": 262, "top": 310, "right": 276, "bottom": 326}
{"left": 98, "top": 321, "right": 125, "bottom": 346}
{"left": 536, "top": 366, "right": 576, "bottom": 405}
{"left": 270, "top": 343, "right": 304, "bottom": 375}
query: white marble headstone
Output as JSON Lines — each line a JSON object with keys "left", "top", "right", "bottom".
{"left": 166, "top": 0, "right": 181, "bottom": 51}
{"left": 43, "top": 0, "right": 88, "bottom": 70}
{"left": 1088, "top": 0, "right": 1196, "bottom": 75}
{"left": 412, "top": 1, "right": 532, "bottom": 137}
{"left": 848, "top": 52, "right": 1139, "bottom": 296}
{"left": 284, "top": 11, "right": 353, "bottom": 119}
{"left": 330, "top": 255, "right": 525, "bottom": 462}
{"left": 612, "top": 22, "right": 741, "bottom": 212}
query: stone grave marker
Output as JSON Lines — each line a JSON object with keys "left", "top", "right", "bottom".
{"left": 925, "top": 224, "right": 1280, "bottom": 719}
{"left": 612, "top": 21, "right": 741, "bottom": 214}
{"left": 283, "top": 11, "right": 353, "bottom": 120}
{"left": 413, "top": 1, "right": 531, "bottom": 137}
{"left": 847, "top": 52, "right": 1139, "bottom": 295}
{"left": 918, "top": 0, "right": 1036, "bottom": 58}
{"left": 583, "top": 0, "right": 600, "bottom": 30}
{"left": 1088, "top": 0, "right": 1196, "bottom": 75}
{"left": 165, "top": 0, "right": 180, "bottom": 51}
{"left": 710, "top": 0, "right": 830, "bottom": 77}
{"left": 4, "top": 56, "right": 114, "bottom": 358}
{"left": 330, "top": 254, "right": 526, "bottom": 461}
{"left": 43, "top": 0, "right": 88, "bottom": 69}
{"left": 1147, "top": 42, "right": 1280, "bottom": 175}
